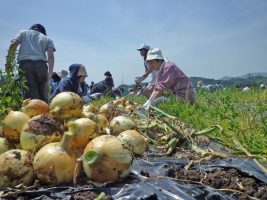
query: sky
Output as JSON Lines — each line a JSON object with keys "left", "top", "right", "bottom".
{"left": 0, "top": 0, "right": 267, "bottom": 86}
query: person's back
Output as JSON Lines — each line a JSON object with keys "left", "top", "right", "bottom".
{"left": 90, "top": 80, "right": 106, "bottom": 94}
{"left": 16, "top": 30, "right": 53, "bottom": 62}
{"left": 6, "top": 23, "right": 55, "bottom": 103}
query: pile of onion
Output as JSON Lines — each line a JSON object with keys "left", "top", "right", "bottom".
{"left": 20, "top": 114, "right": 64, "bottom": 152}
{"left": 118, "top": 130, "right": 146, "bottom": 155}
{"left": 33, "top": 131, "right": 78, "bottom": 185}
{"left": 82, "top": 135, "right": 132, "bottom": 183}
{"left": 67, "top": 118, "right": 100, "bottom": 153}
{"left": 2, "top": 111, "right": 30, "bottom": 142}
{"left": 0, "top": 137, "right": 15, "bottom": 154}
{"left": 110, "top": 115, "right": 137, "bottom": 135}
{"left": 50, "top": 92, "right": 83, "bottom": 120}
{"left": 20, "top": 99, "right": 49, "bottom": 117}
{"left": 0, "top": 149, "right": 35, "bottom": 188}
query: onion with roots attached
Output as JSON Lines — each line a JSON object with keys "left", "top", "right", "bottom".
{"left": 118, "top": 130, "right": 146, "bottom": 155}
{"left": 67, "top": 118, "right": 100, "bottom": 153}
{"left": 2, "top": 111, "right": 30, "bottom": 142}
{"left": 20, "top": 99, "right": 49, "bottom": 117}
{"left": 110, "top": 115, "right": 137, "bottom": 135}
{"left": 50, "top": 92, "right": 83, "bottom": 120}
{"left": 82, "top": 135, "right": 132, "bottom": 183}
{"left": 33, "top": 132, "right": 78, "bottom": 185}
{"left": 0, "top": 149, "right": 35, "bottom": 188}
{"left": 20, "top": 114, "right": 64, "bottom": 152}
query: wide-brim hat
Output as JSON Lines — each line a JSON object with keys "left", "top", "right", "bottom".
{"left": 146, "top": 48, "right": 164, "bottom": 61}
{"left": 137, "top": 43, "right": 150, "bottom": 51}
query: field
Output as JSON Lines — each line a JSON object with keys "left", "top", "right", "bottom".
{"left": 0, "top": 87, "right": 266, "bottom": 199}
{"left": 93, "top": 88, "right": 267, "bottom": 161}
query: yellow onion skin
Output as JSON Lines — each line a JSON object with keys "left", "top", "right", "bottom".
{"left": 0, "top": 137, "right": 15, "bottom": 154}
{"left": 110, "top": 116, "right": 137, "bottom": 135}
{"left": 2, "top": 111, "right": 30, "bottom": 142}
{"left": 0, "top": 149, "right": 35, "bottom": 188}
{"left": 50, "top": 92, "right": 83, "bottom": 120}
{"left": 118, "top": 130, "right": 146, "bottom": 155}
{"left": 67, "top": 118, "right": 100, "bottom": 153}
{"left": 98, "top": 102, "right": 118, "bottom": 121}
{"left": 82, "top": 135, "right": 132, "bottom": 183}
{"left": 83, "top": 112, "right": 109, "bottom": 129}
{"left": 83, "top": 104, "right": 99, "bottom": 114}
{"left": 33, "top": 132, "right": 77, "bottom": 185}
{"left": 20, "top": 114, "right": 64, "bottom": 152}
{"left": 21, "top": 99, "right": 49, "bottom": 117}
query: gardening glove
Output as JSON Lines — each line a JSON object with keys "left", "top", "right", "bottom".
{"left": 135, "top": 76, "right": 145, "bottom": 85}
{"left": 143, "top": 100, "right": 152, "bottom": 110}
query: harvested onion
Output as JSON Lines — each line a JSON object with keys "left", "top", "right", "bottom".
{"left": 20, "top": 114, "right": 64, "bottom": 152}
{"left": 21, "top": 99, "right": 49, "bottom": 117}
{"left": 0, "top": 137, "right": 15, "bottom": 154}
{"left": 83, "top": 112, "right": 109, "bottom": 129}
{"left": 118, "top": 130, "right": 146, "bottom": 155}
{"left": 2, "top": 111, "right": 30, "bottom": 142}
{"left": 83, "top": 104, "right": 99, "bottom": 114}
{"left": 0, "top": 149, "right": 35, "bottom": 188}
{"left": 82, "top": 135, "right": 132, "bottom": 183}
{"left": 33, "top": 132, "right": 78, "bottom": 185}
{"left": 50, "top": 92, "right": 83, "bottom": 120}
{"left": 67, "top": 118, "right": 100, "bottom": 153}
{"left": 110, "top": 115, "right": 137, "bottom": 135}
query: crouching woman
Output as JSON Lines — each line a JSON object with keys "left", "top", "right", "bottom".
{"left": 49, "top": 64, "right": 90, "bottom": 103}
{"left": 143, "top": 48, "right": 195, "bottom": 109}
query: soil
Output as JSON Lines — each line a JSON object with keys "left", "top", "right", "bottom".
{"left": 167, "top": 165, "right": 267, "bottom": 200}
{"left": 26, "top": 114, "right": 64, "bottom": 136}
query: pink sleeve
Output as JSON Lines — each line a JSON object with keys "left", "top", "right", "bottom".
{"left": 154, "top": 65, "right": 177, "bottom": 91}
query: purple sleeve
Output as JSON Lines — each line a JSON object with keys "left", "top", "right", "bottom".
{"left": 154, "top": 65, "right": 177, "bottom": 91}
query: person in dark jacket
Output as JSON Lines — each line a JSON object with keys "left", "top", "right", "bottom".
{"left": 90, "top": 71, "right": 114, "bottom": 96}
{"left": 49, "top": 72, "right": 61, "bottom": 95}
{"left": 49, "top": 64, "right": 89, "bottom": 102}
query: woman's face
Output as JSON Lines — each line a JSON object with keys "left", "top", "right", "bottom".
{"left": 78, "top": 76, "right": 86, "bottom": 84}
{"left": 148, "top": 60, "right": 162, "bottom": 71}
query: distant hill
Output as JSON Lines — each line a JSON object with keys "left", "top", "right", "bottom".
{"left": 118, "top": 73, "right": 267, "bottom": 92}
{"left": 220, "top": 72, "right": 267, "bottom": 80}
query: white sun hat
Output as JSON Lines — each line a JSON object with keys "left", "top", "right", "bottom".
{"left": 137, "top": 43, "right": 150, "bottom": 51}
{"left": 146, "top": 48, "right": 164, "bottom": 61}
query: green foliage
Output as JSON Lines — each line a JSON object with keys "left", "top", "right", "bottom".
{"left": 0, "top": 51, "right": 27, "bottom": 120}
{"left": 156, "top": 88, "right": 267, "bottom": 153}
{"left": 129, "top": 88, "right": 267, "bottom": 154}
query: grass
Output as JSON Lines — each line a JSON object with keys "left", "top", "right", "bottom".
{"left": 151, "top": 88, "right": 267, "bottom": 157}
